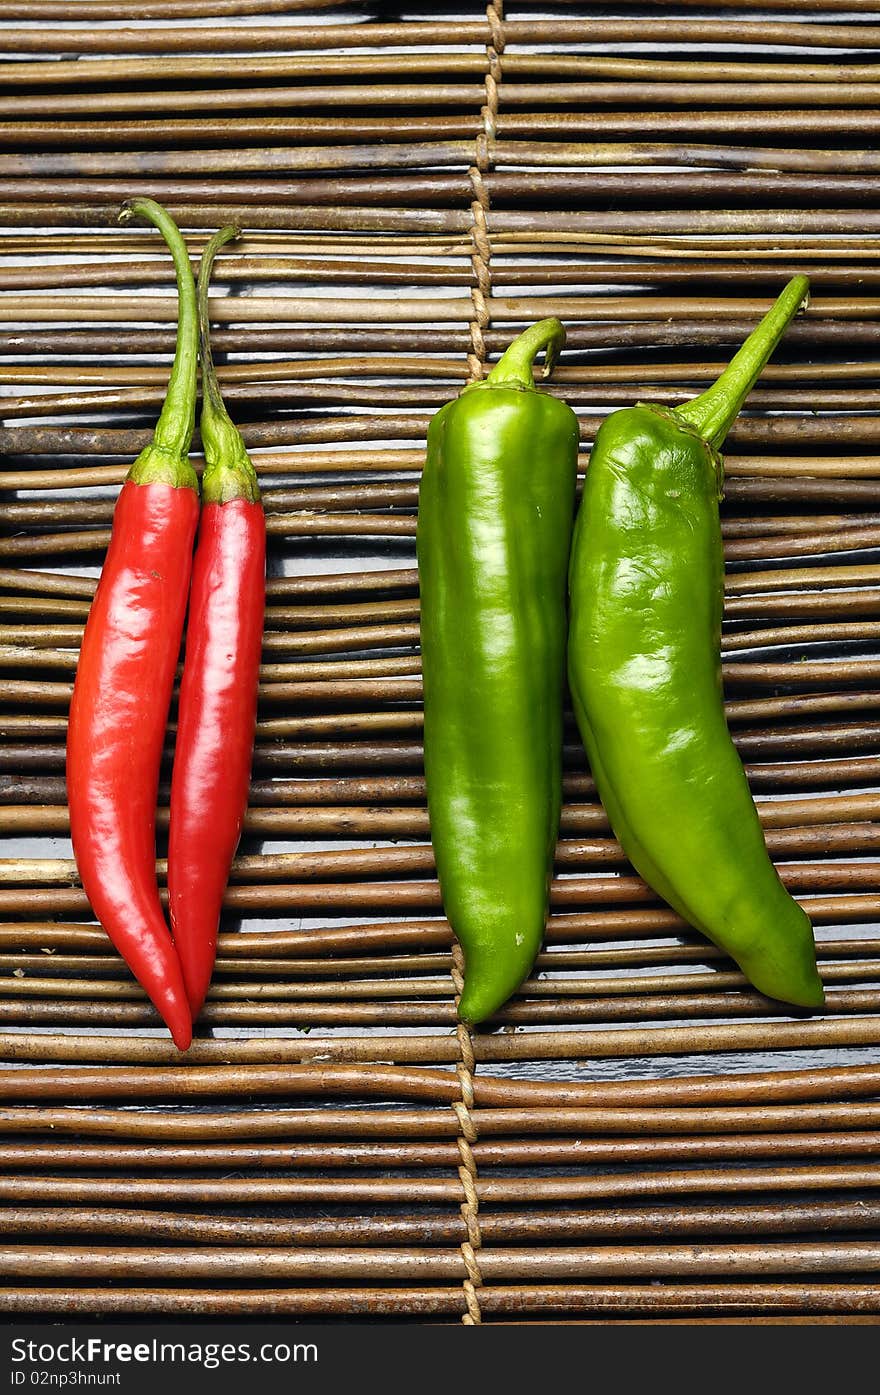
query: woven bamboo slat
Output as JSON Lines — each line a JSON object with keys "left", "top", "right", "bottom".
{"left": 2, "top": 0, "right": 880, "bottom": 1326}
{"left": 0, "top": 1133, "right": 877, "bottom": 1171}
{"left": 0, "top": 1283, "right": 876, "bottom": 1319}
{"left": 2, "top": 1199, "right": 880, "bottom": 1243}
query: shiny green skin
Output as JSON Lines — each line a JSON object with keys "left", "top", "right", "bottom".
{"left": 418, "top": 381, "right": 579, "bottom": 1024}
{"left": 567, "top": 404, "right": 824, "bottom": 1008}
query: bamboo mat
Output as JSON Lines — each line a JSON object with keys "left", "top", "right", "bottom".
{"left": 1, "top": 0, "right": 879, "bottom": 1324}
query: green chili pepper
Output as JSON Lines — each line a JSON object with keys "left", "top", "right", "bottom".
{"left": 567, "top": 275, "right": 824, "bottom": 1008}
{"left": 418, "top": 320, "right": 579, "bottom": 1024}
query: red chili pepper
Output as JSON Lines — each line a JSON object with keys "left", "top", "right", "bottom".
{"left": 66, "top": 198, "right": 198, "bottom": 1051}
{"left": 167, "top": 225, "right": 266, "bottom": 1017}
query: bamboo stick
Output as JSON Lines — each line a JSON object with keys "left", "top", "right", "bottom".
{"left": 1, "top": 714, "right": 877, "bottom": 769}
{"left": 5, "top": 414, "right": 880, "bottom": 461}
{"left": 3, "top": 1238, "right": 880, "bottom": 1283}
{"left": 0, "top": 115, "right": 480, "bottom": 151}
{"left": 4, "top": 561, "right": 880, "bottom": 605}
{"left": 0, "top": 853, "right": 875, "bottom": 920}
{"left": 4, "top": 0, "right": 869, "bottom": 13}
{"left": 0, "top": 321, "right": 873, "bottom": 359}
{"left": 0, "top": 209, "right": 875, "bottom": 253}
{"left": 0, "top": 988, "right": 872, "bottom": 1030}
{"left": 1, "top": 717, "right": 878, "bottom": 773}
{"left": 0, "top": 1284, "right": 874, "bottom": 1317}
{"left": 4, "top": 0, "right": 341, "bottom": 12}
{"left": 4, "top": 114, "right": 876, "bottom": 151}
{"left": 2, "top": 0, "right": 343, "bottom": 14}
{"left": 0, "top": 199, "right": 475, "bottom": 228}
{"left": 4, "top": 660, "right": 880, "bottom": 714}
{"left": 0, "top": 1059, "right": 878, "bottom": 1108}
{"left": 0, "top": 83, "right": 485, "bottom": 117}
{"left": 0, "top": 694, "right": 870, "bottom": 747}
{"left": 3, "top": 479, "right": 875, "bottom": 524}
{"left": 0, "top": 1015, "right": 877, "bottom": 1065}
{"left": 0, "top": 566, "right": 415, "bottom": 601}
{"left": 2, "top": 582, "right": 878, "bottom": 634}
{"left": 3, "top": 613, "right": 877, "bottom": 663}
{"left": 1, "top": 820, "right": 880, "bottom": 887}
{"left": 8, "top": 382, "right": 880, "bottom": 425}
{"left": 5, "top": 784, "right": 880, "bottom": 839}
{"left": 1, "top": 354, "right": 879, "bottom": 391}
{"left": 0, "top": 1163, "right": 875, "bottom": 1200}
{"left": 1, "top": 1238, "right": 880, "bottom": 1283}
{"left": 0, "top": 291, "right": 862, "bottom": 325}
{"left": 501, "top": 111, "right": 880, "bottom": 139}
{"left": 6, "top": 501, "right": 880, "bottom": 567}
{"left": 586, "top": 0, "right": 880, "bottom": 9}
{"left": 0, "top": 947, "right": 871, "bottom": 993}
{"left": 2, "top": 822, "right": 880, "bottom": 891}
{"left": 5, "top": 750, "right": 875, "bottom": 796}
{"left": 3, "top": 1200, "right": 880, "bottom": 1246}
{"left": 6, "top": 202, "right": 880, "bottom": 234}
{"left": 0, "top": 917, "right": 869, "bottom": 976}
{"left": 0, "top": 957, "right": 874, "bottom": 1006}
{"left": 7, "top": 170, "right": 880, "bottom": 210}
{"left": 0, "top": 51, "right": 494, "bottom": 84}
{"left": 0, "top": 931, "right": 872, "bottom": 978}
{"left": 6, "top": 521, "right": 880, "bottom": 566}
{"left": 3, "top": 19, "right": 880, "bottom": 69}
{"left": 0, "top": 906, "right": 867, "bottom": 962}
{"left": 0, "top": 1130, "right": 875, "bottom": 1173}
{"left": 6, "top": 28, "right": 880, "bottom": 63}
{"left": 502, "top": 81, "right": 880, "bottom": 109}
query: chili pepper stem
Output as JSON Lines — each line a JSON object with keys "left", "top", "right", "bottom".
{"left": 674, "top": 275, "right": 810, "bottom": 450}
{"left": 480, "top": 317, "right": 566, "bottom": 392}
{"left": 198, "top": 225, "right": 261, "bottom": 505}
{"left": 118, "top": 199, "right": 199, "bottom": 487}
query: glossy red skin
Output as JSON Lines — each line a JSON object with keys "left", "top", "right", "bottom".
{"left": 168, "top": 499, "right": 266, "bottom": 1016}
{"left": 66, "top": 480, "right": 197, "bottom": 1050}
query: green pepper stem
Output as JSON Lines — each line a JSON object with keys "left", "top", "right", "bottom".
{"left": 675, "top": 275, "right": 809, "bottom": 450}
{"left": 119, "top": 198, "right": 198, "bottom": 470}
{"left": 483, "top": 317, "right": 566, "bottom": 390}
{"left": 197, "top": 225, "right": 261, "bottom": 505}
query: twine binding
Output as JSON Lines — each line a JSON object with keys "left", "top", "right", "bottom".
{"left": 450, "top": 940, "right": 484, "bottom": 1325}
{"left": 466, "top": 0, "right": 503, "bottom": 383}
{"left": 454, "top": 0, "right": 502, "bottom": 1317}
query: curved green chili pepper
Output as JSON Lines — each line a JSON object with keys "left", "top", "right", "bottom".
{"left": 418, "top": 320, "right": 580, "bottom": 1024}
{"left": 567, "top": 276, "right": 824, "bottom": 1009}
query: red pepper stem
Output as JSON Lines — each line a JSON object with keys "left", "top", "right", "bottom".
{"left": 198, "top": 224, "right": 238, "bottom": 427}
{"left": 118, "top": 198, "right": 199, "bottom": 486}
{"left": 198, "top": 225, "right": 261, "bottom": 506}
{"left": 481, "top": 317, "right": 566, "bottom": 392}
{"left": 675, "top": 275, "right": 810, "bottom": 450}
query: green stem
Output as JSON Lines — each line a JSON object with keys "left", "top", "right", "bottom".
{"left": 675, "top": 275, "right": 810, "bottom": 450}
{"left": 198, "top": 224, "right": 238, "bottom": 429}
{"left": 197, "top": 225, "right": 261, "bottom": 505}
{"left": 118, "top": 198, "right": 198, "bottom": 483}
{"left": 483, "top": 317, "right": 566, "bottom": 391}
